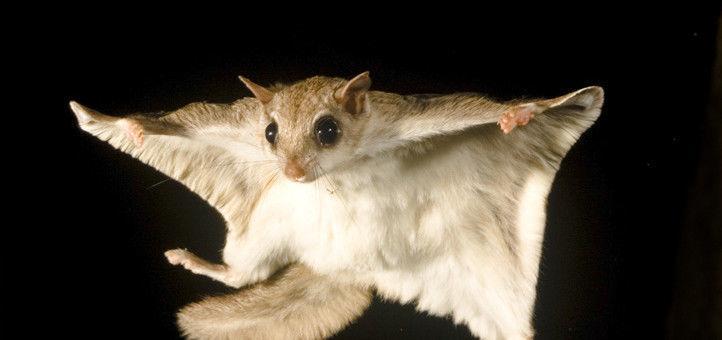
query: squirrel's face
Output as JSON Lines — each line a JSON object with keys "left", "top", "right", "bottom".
{"left": 247, "top": 74, "right": 371, "bottom": 183}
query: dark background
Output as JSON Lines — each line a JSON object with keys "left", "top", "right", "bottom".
{"left": 14, "top": 6, "right": 720, "bottom": 339}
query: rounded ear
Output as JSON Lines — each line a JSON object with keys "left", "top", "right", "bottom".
{"left": 239, "top": 76, "right": 275, "bottom": 104}
{"left": 334, "top": 71, "right": 371, "bottom": 115}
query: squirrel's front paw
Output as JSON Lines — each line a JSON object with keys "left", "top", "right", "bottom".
{"left": 499, "top": 104, "right": 538, "bottom": 134}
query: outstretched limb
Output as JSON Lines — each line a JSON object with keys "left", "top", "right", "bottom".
{"left": 71, "top": 100, "right": 291, "bottom": 288}
{"left": 360, "top": 81, "right": 603, "bottom": 156}
{"left": 70, "top": 98, "right": 269, "bottom": 232}
{"left": 363, "top": 92, "right": 508, "bottom": 152}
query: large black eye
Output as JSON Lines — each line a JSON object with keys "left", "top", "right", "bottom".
{"left": 265, "top": 122, "right": 278, "bottom": 145}
{"left": 315, "top": 116, "right": 340, "bottom": 146}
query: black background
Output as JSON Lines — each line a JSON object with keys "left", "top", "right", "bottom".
{"left": 16, "top": 5, "right": 720, "bottom": 339}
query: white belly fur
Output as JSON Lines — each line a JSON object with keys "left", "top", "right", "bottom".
{"left": 247, "top": 137, "right": 554, "bottom": 338}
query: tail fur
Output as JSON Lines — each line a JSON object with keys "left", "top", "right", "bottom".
{"left": 177, "top": 264, "right": 372, "bottom": 340}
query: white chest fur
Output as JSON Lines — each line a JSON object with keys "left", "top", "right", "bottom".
{"left": 249, "top": 132, "right": 554, "bottom": 328}
{"left": 251, "top": 144, "right": 470, "bottom": 269}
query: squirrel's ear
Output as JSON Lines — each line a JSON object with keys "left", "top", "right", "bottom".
{"left": 239, "top": 76, "right": 275, "bottom": 104}
{"left": 334, "top": 71, "right": 371, "bottom": 115}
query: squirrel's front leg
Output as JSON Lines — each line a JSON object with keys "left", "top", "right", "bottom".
{"left": 165, "top": 226, "right": 291, "bottom": 288}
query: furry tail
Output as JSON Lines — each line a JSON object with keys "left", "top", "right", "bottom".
{"left": 177, "top": 264, "right": 372, "bottom": 340}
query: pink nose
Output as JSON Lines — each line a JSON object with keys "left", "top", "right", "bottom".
{"left": 284, "top": 159, "right": 306, "bottom": 182}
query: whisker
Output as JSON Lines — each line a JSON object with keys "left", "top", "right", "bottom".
{"left": 145, "top": 159, "right": 278, "bottom": 192}
{"left": 193, "top": 159, "right": 278, "bottom": 172}
{"left": 145, "top": 178, "right": 171, "bottom": 190}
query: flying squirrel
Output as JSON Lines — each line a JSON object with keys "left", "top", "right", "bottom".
{"left": 70, "top": 71, "right": 603, "bottom": 340}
